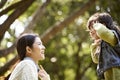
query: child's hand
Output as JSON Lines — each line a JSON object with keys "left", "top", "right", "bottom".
{"left": 93, "top": 39, "right": 101, "bottom": 46}
{"left": 38, "top": 65, "right": 50, "bottom": 80}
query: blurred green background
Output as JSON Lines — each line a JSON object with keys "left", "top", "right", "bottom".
{"left": 0, "top": 0, "right": 120, "bottom": 80}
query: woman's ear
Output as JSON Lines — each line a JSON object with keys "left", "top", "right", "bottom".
{"left": 26, "top": 46, "right": 32, "bottom": 54}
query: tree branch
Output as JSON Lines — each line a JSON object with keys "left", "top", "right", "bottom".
{"left": 0, "top": 43, "right": 16, "bottom": 58}
{"left": 0, "top": 0, "right": 7, "bottom": 8}
{"left": 0, "top": 0, "right": 30, "bottom": 16}
{"left": 23, "top": 0, "right": 51, "bottom": 33}
{"left": 0, "top": 0, "right": 50, "bottom": 58}
{"left": 41, "top": 0, "right": 97, "bottom": 44}
{"left": 0, "top": 0, "right": 35, "bottom": 42}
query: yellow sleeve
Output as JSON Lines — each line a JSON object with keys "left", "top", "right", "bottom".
{"left": 93, "top": 23, "right": 117, "bottom": 46}
{"left": 90, "top": 43, "right": 99, "bottom": 64}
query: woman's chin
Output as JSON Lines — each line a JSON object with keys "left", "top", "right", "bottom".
{"left": 40, "top": 56, "right": 45, "bottom": 60}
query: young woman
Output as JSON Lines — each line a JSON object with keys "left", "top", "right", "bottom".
{"left": 8, "top": 33, "right": 50, "bottom": 80}
{"left": 87, "top": 12, "right": 120, "bottom": 80}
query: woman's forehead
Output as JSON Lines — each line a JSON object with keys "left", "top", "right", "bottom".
{"left": 34, "top": 37, "right": 42, "bottom": 42}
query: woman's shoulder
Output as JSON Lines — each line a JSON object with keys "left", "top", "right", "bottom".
{"left": 19, "top": 59, "right": 36, "bottom": 67}
{"left": 10, "top": 59, "right": 36, "bottom": 74}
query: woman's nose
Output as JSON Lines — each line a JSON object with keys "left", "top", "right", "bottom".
{"left": 42, "top": 45, "right": 45, "bottom": 49}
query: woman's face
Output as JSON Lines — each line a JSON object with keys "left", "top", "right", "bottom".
{"left": 31, "top": 37, "right": 45, "bottom": 62}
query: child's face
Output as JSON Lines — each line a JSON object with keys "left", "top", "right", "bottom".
{"left": 89, "top": 25, "right": 99, "bottom": 40}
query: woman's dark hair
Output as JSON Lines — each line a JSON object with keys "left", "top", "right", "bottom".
{"left": 16, "top": 33, "right": 39, "bottom": 60}
{"left": 87, "top": 12, "right": 120, "bottom": 38}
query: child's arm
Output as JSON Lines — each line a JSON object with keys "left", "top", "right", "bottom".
{"left": 93, "top": 23, "right": 117, "bottom": 46}
{"left": 90, "top": 42, "right": 100, "bottom": 64}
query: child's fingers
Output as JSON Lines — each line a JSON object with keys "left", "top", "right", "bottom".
{"left": 93, "top": 21, "right": 98, "bottom": 24}
{"left": 95, "top": 21, "right": 98, "bottom": 23}
{"left": 39, "top": 65, "right": 48, "bottom": 74}
{"left": 39, "top": 65, "right": 44, "bottom": 70}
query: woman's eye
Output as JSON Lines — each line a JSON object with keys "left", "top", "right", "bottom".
{"left": 38, "top": 43, "right": 41, "bottom": 45}
{"left": 38, "top": 42, "right": 43, "bottom": 45}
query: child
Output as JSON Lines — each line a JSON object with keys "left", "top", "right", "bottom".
{"left": 87, "top": 12, "right": 120, "bottom": 80}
